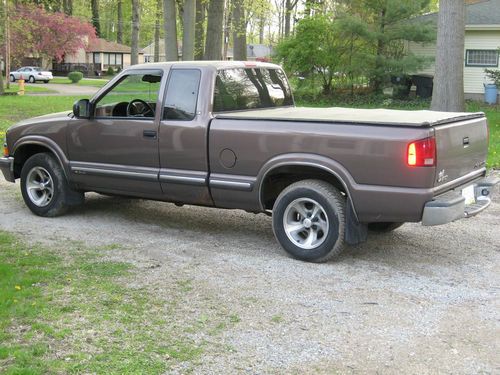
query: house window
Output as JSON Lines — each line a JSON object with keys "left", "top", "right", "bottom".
{"left": 465, "top": 50, "right": 499, "bottom": 67}
{"left": 93, "top": 53, "right": 101, "bottom": 64}
{"left": 103, "top": 53, "right": 123, "bottom": 66}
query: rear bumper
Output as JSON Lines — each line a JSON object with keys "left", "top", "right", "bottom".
{"left": 0, "top": 157, "right": 15, "bottom": 182}
{"left": 422, "top": 175, "right": 499, "bottom": 226}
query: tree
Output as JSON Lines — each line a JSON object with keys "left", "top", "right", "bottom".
{"left": 154, "top": 0, "right": 161, "bottom": 61}
{"left": 182, "top": 0, "right": 196, "bottom": 60}
{"left": 431, "top": 0, "right": 465, "bottom": 112}
{"left": 284, "top": 0, "right": 298, "bottom": 38}
{"left": 117, "top": 0, "right": 123, "bottom": 43}
{"left": 232, "top": 0, "right": 246, "bottom": 60}
{"left": 131, "top": 0, "right": 140, "bottom": 65}
{"left": 0, "top": 0, "right": 4, "bottom": 94}
{"left": 163, "top": 0, "right": 178, "bottom": 61}
{"left": 62, "top": 0, "right": 72, "bottom": 15}
{"left": 10, "top": 4, "right": 96, "bottom": 67}
{"left": 194, "top": 0, "right": 205, "bottom": 59}
{"left": 91, "top": 0, "right": 100, "bottom": 37}
{"left": 203, "top": 0, "right": 224, "bottom": 60}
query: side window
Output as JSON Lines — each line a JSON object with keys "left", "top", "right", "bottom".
{"left": 163, "top": 69, "right": 201, "bottom": 121}
{"left": 94, "top": 71, "right": 163, "bottom": 118}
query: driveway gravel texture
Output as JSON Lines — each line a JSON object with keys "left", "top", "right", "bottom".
{"left": 0, "top": 175, "right": 499, "bottom": 374}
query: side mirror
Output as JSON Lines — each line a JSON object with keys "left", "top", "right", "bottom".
{"left": 73, "top": 99, "right": 91, "bottom": 119}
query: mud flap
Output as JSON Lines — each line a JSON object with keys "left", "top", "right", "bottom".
{"left": 345, "top": 198, "right": 367, "bottom": 245}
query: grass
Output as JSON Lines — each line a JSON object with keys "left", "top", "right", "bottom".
{"left": 0, "top": 230, "right": 236, "bottom": 374}
{"left": 50, "top": 77, "right": 110, "bottom": 87}
{"left": 2, "top": 83, "right": 56, "bottom": 94}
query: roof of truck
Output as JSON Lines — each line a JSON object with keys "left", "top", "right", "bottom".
{"left": 127, "top": 61, "right": 281, "bottom": 71}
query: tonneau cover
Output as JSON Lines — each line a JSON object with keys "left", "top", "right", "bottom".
{"left": 215, "top": 106, "right": 485, "bottom": 127}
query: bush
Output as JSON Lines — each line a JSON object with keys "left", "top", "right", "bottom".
{"left": 106, "top": 66, "right": 115, "bottom": 76}
{"left": 68, "top": 71, "right": 83, "bottom": 83}
{"left": 485, "top": 69, "right": 500, "bottom": 86}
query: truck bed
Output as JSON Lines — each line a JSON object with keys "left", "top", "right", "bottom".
{"left": 216, "top": 107, "right": 485, "bottom": 127}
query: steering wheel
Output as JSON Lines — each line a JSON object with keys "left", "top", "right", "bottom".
{"left": 126, "top": 99, "right": 155, "bottom": 117}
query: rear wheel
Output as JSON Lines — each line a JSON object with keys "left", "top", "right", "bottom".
{"left": 368, "top": 222, "right": 404, "bottom": 233}
{"left": 20, "top": 153, "right": 84, "bottom": 217}
{"left": 44, "top": 80, "right": 49, "bottom": 84}
{"left": 272, "top": 180, "right": 346, "bottom": 262}
{"left": 10, "top": 74, "right": 15, "bottom": 82}
{"left": 29, "top": 76, "right": 35, "bottom": 83}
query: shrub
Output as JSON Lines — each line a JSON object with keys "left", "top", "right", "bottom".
{"left": 106, "top": 66, "right": 115, "bottom": 76}
{"left": 485, "top": 69, "right": 500, "bottom": 87}
{"left": 68, "top": 71, "right": 83, "bottom": 83}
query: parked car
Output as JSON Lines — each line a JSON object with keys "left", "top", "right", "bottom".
{"left": 0, "top": 61, "right": 498, "bottom": 262}
{"left": 10, "top": 67, "right": 53, "bottom": 83}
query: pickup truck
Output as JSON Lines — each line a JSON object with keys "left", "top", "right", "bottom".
{"left": 1, "top": 61, "right": 498, "bottom": 262}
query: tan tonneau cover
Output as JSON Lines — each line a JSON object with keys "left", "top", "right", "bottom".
{"left": 216, "top": 107, "right": 485, "bottom": 127}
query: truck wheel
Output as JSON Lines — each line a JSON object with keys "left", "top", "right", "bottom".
{"left": 368, "top": 222, "right": 404, "bottom": 233}
{"left": 272, "top": 180, "right": 346, "bottom": 262}
{"left": 20, "top": 153, "right": 84, "bottom": 217}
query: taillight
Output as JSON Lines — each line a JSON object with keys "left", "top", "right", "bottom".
{"left": 407, "top": 137, "right": 436, "bottom": 167}
{"left": 3, "top": 143, "right": 9, "bottom": 157}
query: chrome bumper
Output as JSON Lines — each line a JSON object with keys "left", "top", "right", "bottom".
{"left": 422, "top": 175, "right": 499, "bottom": 226}
{"left": 0, "top": 157, "right": 15, "bottom": 182}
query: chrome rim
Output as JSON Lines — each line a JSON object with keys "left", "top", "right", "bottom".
{"left": 26, "top": 167, "right": 54, "bottom": 207}
{"left": 283, "top": 198, "right": 329, "bottom": 250}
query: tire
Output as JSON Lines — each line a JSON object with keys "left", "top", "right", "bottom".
{"left": 272, "top": 179, "right": 346, "bottom": 262}
{"left": 29, "top": 76, "right": 35, "bottom": 83}
{"left": 10, "top": 74, "right": 15, "bottom": 82}
{"left": 44, "top": 80, "right": 49, "bottom": 84}
{"left": 368, "top": 222, "right": 404, "bottom": 233}
{"left": 20, "top": 153, "right": 84, "bottom": 217}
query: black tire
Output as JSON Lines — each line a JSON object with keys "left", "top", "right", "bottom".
{"left": 20, "top": 153, "right": 84, "bottom": 217}
{"left": 10, "top": 74, "right": 15, "bottom": 82}
{"left": 44, "top": 80, "right": 49, "bottom": 84}
{"left": 272, "top": 180, "right": 346, "bottom": 262}
{"left": 368, "top": 222, "right": 404, "bottom": 233}
{"left": 29, "top": 76, "right": 35, "bottom": 83}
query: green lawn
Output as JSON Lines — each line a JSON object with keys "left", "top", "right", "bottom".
{"left": 50, "top": 77, "right": 110, "bottom": 87}
{"left": 2, "top": 83, "right": 56, "bottom": 94}
{"left": 0, "top": 230, "right": 235, "bottom": 374}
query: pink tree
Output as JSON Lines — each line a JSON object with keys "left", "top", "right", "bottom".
{"left": 10, "top": 4, "right": 97, "bottom": 67}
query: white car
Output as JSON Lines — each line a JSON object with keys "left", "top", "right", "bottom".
{"left": 10, "top": 67, "right": 53, "bottom": 83}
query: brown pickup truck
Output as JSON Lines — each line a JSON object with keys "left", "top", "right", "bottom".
{"left": 1, "top": 61, "right": 498, "bottom": 262}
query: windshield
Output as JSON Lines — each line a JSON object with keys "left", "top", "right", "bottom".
{"left": 213, "top": 68, "right": 293, "bottom": 112}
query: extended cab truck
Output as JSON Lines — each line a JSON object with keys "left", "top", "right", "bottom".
{"left": 1, "top": 61, "right": 498, "bottom": 262}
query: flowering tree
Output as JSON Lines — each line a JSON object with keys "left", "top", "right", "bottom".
{"left": 10, "top": 4, "right": 96, "bottom": 67}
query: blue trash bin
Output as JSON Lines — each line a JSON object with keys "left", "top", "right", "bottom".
{"left": 484, "top": 84, "right": 498, "bottom": 105}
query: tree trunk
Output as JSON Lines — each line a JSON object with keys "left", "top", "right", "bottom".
{"left": 203, "top": 0, "right": 224, "bottom": 60}
{"left": 258, "top": 17, "right": 265, "bottom": 44}
{"left": 372, "top": 7, "right": 386, "bottom": 95}
{"left": 91, "top": 0, "right": 101, "bottom": 37}
{"left": 232, "top": 0, "right": 246, "bottom": 60}
{"left": 284, "top": 0, "right": 291, "bottom": 38}
{"left": 194, "top": 0, "right": 205, "bottom": 60}
{"left": 131, "top": 0, "right": 140, "bottom": 65}
{"left": 222, "top": 3, "right": 231, "bottom": 60}
{"left": 117, "top": 0, "right": 123, "bottom": 43}
{"left": 62, "top": 0, "right": 72, "bottom": 15}
{"left": 431, "top": 0, "right": 465, "bottom": 112}
{"left": 182, "top": 0, "right": 196, "bottom": 60}
{"left": 154, "top": 0, "right": 161, "bottom": 61}
{"left": 163, "top": 0, "right": 178, "bottom": 61}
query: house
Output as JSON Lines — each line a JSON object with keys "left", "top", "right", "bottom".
{"left": 53, "top": 38, "right": 144, "bottom": 76}
{"left": 407, "top": 0, "right": 500, "bottom": 100}
{"left": 141, "top": 40, "right": 272, "bottom": 62}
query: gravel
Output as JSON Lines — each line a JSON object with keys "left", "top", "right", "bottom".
{"left": 1, "top": 175, "right": 499, "bottom": 374}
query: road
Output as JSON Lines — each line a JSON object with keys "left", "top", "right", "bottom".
{"left": 27, "top": 82, "right": 100, "bottom": 96}
{"left": 0, "top": 175, "right": 498, "bottom": 374}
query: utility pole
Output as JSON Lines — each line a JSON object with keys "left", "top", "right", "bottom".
{"left": 5, "top": 0, "right": 10, "bottom": 89}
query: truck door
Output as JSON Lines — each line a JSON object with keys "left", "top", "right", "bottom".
{"left": 158, "top": 68, "right": 213, "bottom": 206}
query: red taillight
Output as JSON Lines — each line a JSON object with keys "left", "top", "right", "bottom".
{"left": 407, "top": 137, "right": 436, "bottom": 167}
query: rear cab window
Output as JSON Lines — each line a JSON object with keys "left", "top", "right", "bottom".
{"left": 213, "top": 67, "right": 293, "bottom": 112}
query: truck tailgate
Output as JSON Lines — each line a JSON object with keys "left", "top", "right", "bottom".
{"left": 434, "top": 116, "right": 488, "bottom": 188}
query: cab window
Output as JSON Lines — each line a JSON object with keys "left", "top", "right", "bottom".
{"left": 95, "top": 71, "right": 163, "bottom": 118}
{"left": 163, "top": 69, "right": 201, "bottom": 121}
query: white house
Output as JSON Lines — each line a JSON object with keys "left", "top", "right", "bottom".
{"left": 408, "top": 0, "right": 500, "bottom": 100}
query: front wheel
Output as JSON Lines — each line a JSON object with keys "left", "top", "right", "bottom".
{"left": 272, "top": 180, "right": 346, "bottom": 262}
{"left": 29, "top": 76, "right": 36, "bottom": 83}
{"left": 20, "top": 153, "right": 84, "bottom": 217}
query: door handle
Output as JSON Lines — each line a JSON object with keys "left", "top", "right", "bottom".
{"left": 143, "top": 130, "right": 157, "bottom": 139}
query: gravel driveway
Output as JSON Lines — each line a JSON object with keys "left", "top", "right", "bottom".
{"left": 0, "top": 176, "right": 499, "bottom": 374}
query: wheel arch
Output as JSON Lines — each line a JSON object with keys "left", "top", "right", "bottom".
{"left": 12, "top": 137, "right": 70, "bottom": 180}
